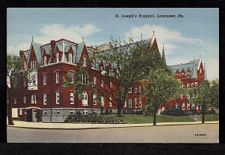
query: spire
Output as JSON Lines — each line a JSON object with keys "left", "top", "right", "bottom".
{"left": 82, "top": 37, "right": 85, "bottom": 43}
{"left": 153, "top": 30, "right": 155, "bottom": 37}
{"left": 162, "top": 43, "right": 166, "bottom": 65}
{"left": 141, "top": 33, "right": 143, "bottom": 40}
{"left": 32, "top": 36, "right": 34, "bottom": 43}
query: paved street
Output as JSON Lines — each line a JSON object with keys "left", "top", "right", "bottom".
{"left": 8, "top": 124, "right": 219, "bottom": 143}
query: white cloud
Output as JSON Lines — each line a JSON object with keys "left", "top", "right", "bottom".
{"left": 7, "top": 24, "right": 100, "bottom": 55}
{"left": 125, "top": 24, "right": 202, "bottom": 55}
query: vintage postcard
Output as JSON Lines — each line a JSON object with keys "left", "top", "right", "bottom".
{"left": 7, "top": 8, "right": 219, "bottom": 143}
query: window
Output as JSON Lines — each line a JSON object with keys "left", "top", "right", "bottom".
{"left": 23, "top": 96, "right": 26, "bottom": 104}
{"left": 124, "top": 100, "right": 127, "bottom": 107}
{"left": 128, "top": 87, "right": 132, "bottom": 93}
{"left": 30, "top": 61, "right": 33, "bottom": 69}
{"left": 82, "top": 91, "right": 88, "bottom": 106}
{"left": 187, "top": 83, "right": 190, "bottom": 88}
{"left": 101, "top": 96, "right": 104, "bottom": 107}
{"left": 13, "top": 98, "right": 17, "bottom": 104}
{"left": 134, "top": 87, "right": 138, "bottom": 93}
{"left": 109, "top": 97, "right": 112, "bottom": 107}
{"left": 101, "top": 80, "right": 104, "bottom": 88}
{"left": 68, "top": 53, "right": 73, "bottom": 63}
{"left": 187, "top": 104, "right": 190, "bottom": 110}
{"left": 69, "top": 92, "right": 74, "bottom": 104}
{"left": 56, "top": 92, "right": 60, "bottom": 104}
{"left": 134, "top": 98, "right": 138, "bottom": 108}
{"left": 93, "top": 76, "right": 96, "bottom": 86}
{"left": 139, "top": 86, "right": 141, "bottom": 93}
{"left": 139, "top": 98, "right": 142, "bottom": 108}
{"left": 182, "top": 103, "right": 185, "bottom": 110}
{"left": 70, "top": 111, "right": 74, "bottom": 115}
{"left": 31, "top": 94, "right": 36, "bottom": 104}
{"left": 200, "top": 68, "right": 202, "bottom": 74}
{"left": 129, "top": 99, "right": 132, "bottom": 108}
{"left": 195, "top": 82, "right": 198, "bottom": 87}
{"left": 56, "top": 72, "right": 59, "bottom": 84}
{"left": 93, "top": 93, "right": 97, "bottom": 105}
{"left": 43, "top": 94, "right": 47, "bottom": 105}
{"left": 24, "top": 62, "right": 27, "bottom": 69}
{"left": 175, "top": 103, "right": 178, "bottom": 109}
{"left": 68, "top": 72, "right": 74, "bottom": 84}
{"left": 110, "top": 82, "right": 112, "bottom": 89}
{"left": 43, "top": 111, "right": 47, "bottom": 115}
{"left": 83, "top": 57, "right": 87, "bottom": 67}
{"left": 81, "top": 74, "right": 87, "bottom": 85}
{"left": 44, "top": 56, "right": 47, "bottom": 65}
{"left": 56, "top": 53, "right": 59, "bottom": 63}
{"left": 191, "top": 82, "right": 194, "bottom": 87}
{"left": 56, "top": 110, "right": 60, "bottom": 114}
{"left": 43, "top": 74, "right": 47, "bottom": 85}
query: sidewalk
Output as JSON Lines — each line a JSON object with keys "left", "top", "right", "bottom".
{"left": 7, "top": 120, "right": 219, "bottom": 130}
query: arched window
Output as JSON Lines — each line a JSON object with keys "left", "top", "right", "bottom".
{"left": 82, "top": 91, "right": 88, "bottom": 106}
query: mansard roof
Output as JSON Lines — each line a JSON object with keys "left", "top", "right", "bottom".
{"left": 169, "top": 59, "right": 201, "bottom": 79}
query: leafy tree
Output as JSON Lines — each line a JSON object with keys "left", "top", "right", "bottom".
{"left": 209, "top": 79, "right": 219, "bottom": 109}
{"left": 143, "top": 69, "right": 183, "bottom": 125}
{"left": 91, "top": 39, "right": 169, "bottom": 116}
{"left": 188, "top": 81, "right": 211, "bottom": 123}
{"left": 65, "top": 39, "right": 167, "bottom": 117}
{"left": 7, "top": 55, "right": 24, "bottom": 125}
{"left": 7, "top": 55, "right": 35, "bottom": 125}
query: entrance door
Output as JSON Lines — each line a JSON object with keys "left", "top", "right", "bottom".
{"left": 32, "top": 109, "right": 37, "bottom": 122}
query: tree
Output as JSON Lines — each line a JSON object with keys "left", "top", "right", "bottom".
{"left": 7, "top": 55, "right": 35, "bottom": 125}
{"left": 209, "top": 79, "right": 219, "bottom": 109}
{"left": 188, "top": 81, "right": 211, "bottom": 123}
{"left": 143, "top": 69, "right": 183, "bottom": 126}
{"left": 66, "top": 38, "right": 166, "bottom": 117}
{"left": 7, "top": 55, "right": 24, "bottom": 125}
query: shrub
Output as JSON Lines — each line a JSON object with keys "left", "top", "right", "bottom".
{"left": 64, "top": 113, "right": 127, "bottom": 124}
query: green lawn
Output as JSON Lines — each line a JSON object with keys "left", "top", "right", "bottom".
{"left": 204, "top": 114, "right": 219, "bottom": 121}
{"left": 121, "top": 115, "right": 194, "bottom": 124}
{"left": 119, "top": 114, "right": 219, "bottom": 124}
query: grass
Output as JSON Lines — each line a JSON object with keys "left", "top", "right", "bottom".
{"left": 121, "top": 115, "right": 194, "bottom": 124}
{"left": 119, "top": 114, "right": 219, "bottom": 124}
{"left": 204, "top": 114, "right": 219, "bottom": 121}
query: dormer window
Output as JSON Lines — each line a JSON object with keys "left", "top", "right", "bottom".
{"left": 44, "top": 56, "right": 47, "bottom": 65}
{"left": 68, "top": 53, "right": 73, "bottom": 63}
{"left": 56, "top": 53, "right": 59, "bottom": 63}
{"left": 83, "top": 57, "right": 87, "bottom": 67}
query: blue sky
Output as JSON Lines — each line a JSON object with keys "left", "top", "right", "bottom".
{"left": 7, "top": 8, "right": 219, "bottom": 80}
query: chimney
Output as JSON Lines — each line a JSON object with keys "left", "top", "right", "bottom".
{"left": 50, "top": 40, "right": 56, "bottom": 63}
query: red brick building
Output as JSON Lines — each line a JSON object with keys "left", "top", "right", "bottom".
{"left": 9, "top": 37, "right": 148, "bottom": 122}
{"left": 158, "top": 57, "right": 207, "bottom": 114}
{"left": 8, "top": 35, "right": 207, "bottom": 122}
